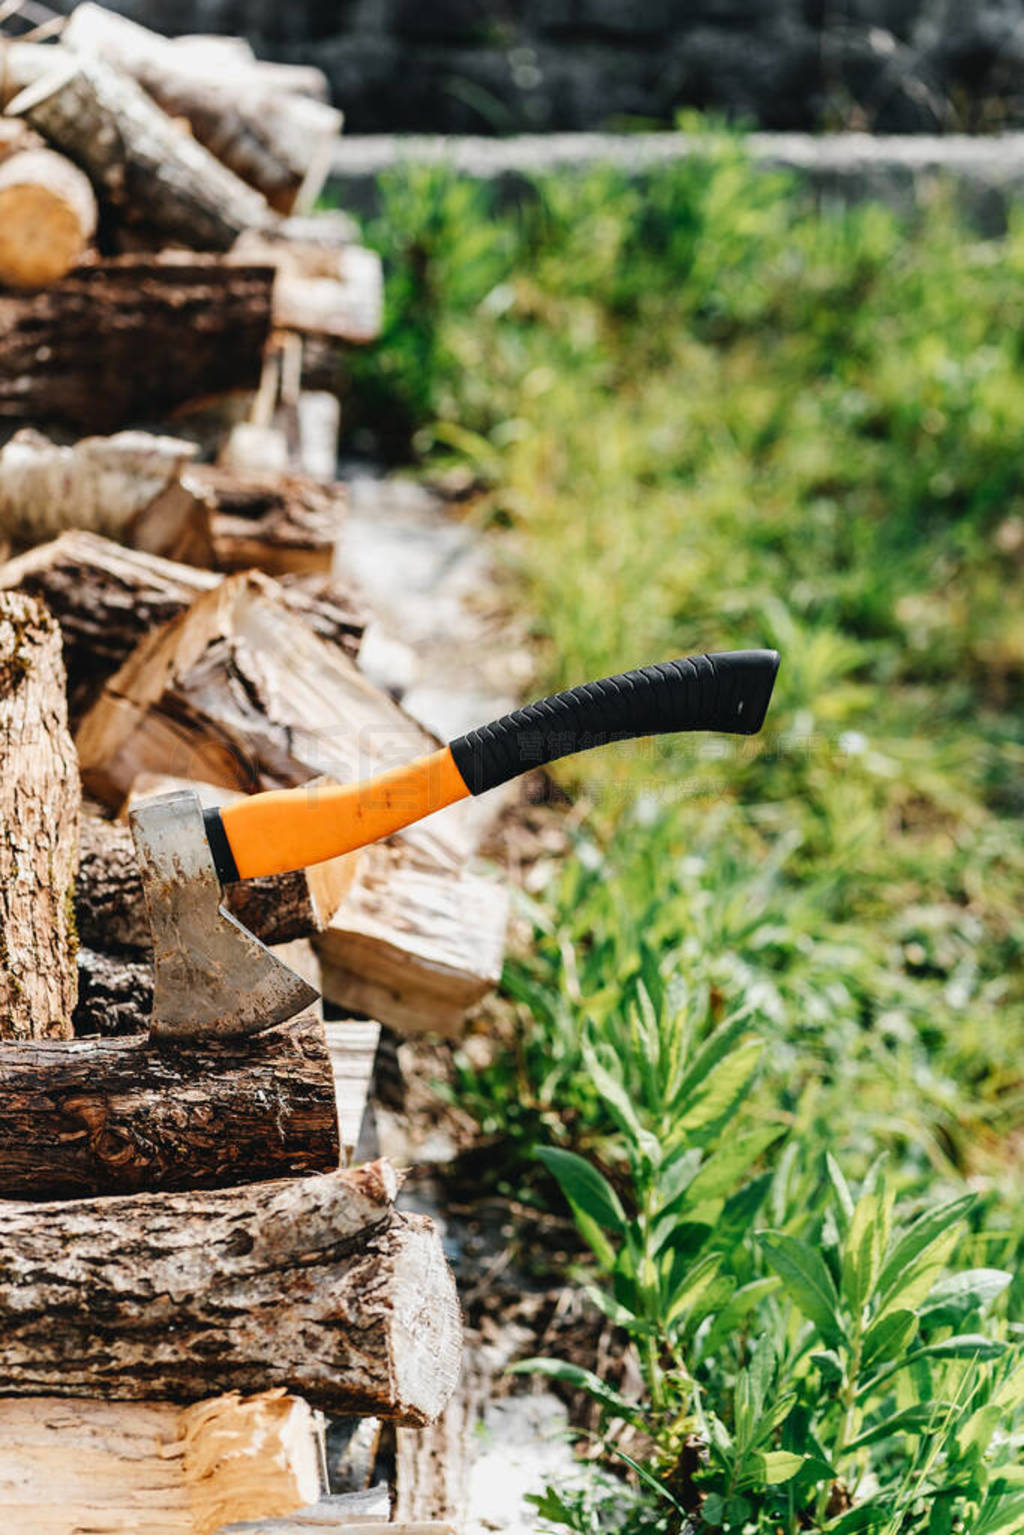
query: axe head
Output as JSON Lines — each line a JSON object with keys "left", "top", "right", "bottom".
{"left": 129, "top": 789, "right": 319, "bottom": 1040}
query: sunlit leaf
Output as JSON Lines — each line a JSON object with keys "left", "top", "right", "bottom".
{"left": 757, "top": 1230, "right": 847, "bottom": 1349}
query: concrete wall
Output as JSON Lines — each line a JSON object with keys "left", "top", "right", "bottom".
{"left": 43, "top": 1, "right": 1024, "bottom": 136}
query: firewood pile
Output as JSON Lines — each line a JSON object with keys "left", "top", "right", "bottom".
{"left": 0, "top": 5, "right": 514, "bottom": 1531}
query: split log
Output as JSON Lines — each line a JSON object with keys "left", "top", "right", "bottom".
{"left": 0, "top": 593, "right": 78, "bottom": 1040}
{"left": 0, "top": 1160, "right": 462, "bottom": 1423}
{"left": 0, "top": 428, "right": 202, "bottom": 550}
{"left": 75, "top": 569, "right": 433, "bottom": 807}
{"left": 0, "top": 43, "right": 75, "bottom": 111}
{"left": 72, "top": 945, "right": 152, "bottom": 1037}
{"left": 64, "top": 4, "right": 343, "bottom": 215}
{"left": 0, "top": 147, "right": 97, "bottom": 288}
{"left": 186, "top": 465, "right": 347, "bottom": 576}
{"left": 316, "top": 834, "right": 509, "bottom": 1039}
{"left": 7, "top": 56, "right": 274, "bottom": 249}
{"left": 0, "top": 119, "right": 43, "bottom": 164}
{"left": 272, "top": 249, "right": 384, "bottom": 344}
{"left": 0, "top": 1009, "right": 339, "bottom": 1199}
{"left": 0, "top": 257, "right": 274, "bottom": 432}
{"left": 0, "top": 532, "right": 364, "bottom": 696}
{"left": 0, "top": 1390, "right": 325, "bottom": 1535}
{"left": 77, "top": 797, "right": 359, "bottom": 954}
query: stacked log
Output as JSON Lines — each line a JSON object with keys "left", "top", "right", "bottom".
{"left": 0, "top": 6, "right": 517, "bottom": 1525}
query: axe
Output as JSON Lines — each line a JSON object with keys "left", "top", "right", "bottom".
{"left": 129, "top": 649, "right": 780, "bottom": 1039}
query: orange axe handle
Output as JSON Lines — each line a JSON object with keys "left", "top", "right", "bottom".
{"left": 206, "top": 649, "right": 780, "bottom": 883}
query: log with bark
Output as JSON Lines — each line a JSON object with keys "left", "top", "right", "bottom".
{"left": 0, "top": 147, "right": 97, "bottom": 289}
{"left": 78, "top": 794, "right": 359, "bottom": 953}
{"left": 0, "top": 257, "right": 274, "bottom": 433}
{"left": 0, "top": 429, "right": 209, "bottom": 564}
{"left": 7, "top": 55, "right": 274, "bottom": 250}
{"left": 186, "top": 464, "right": 347, "bottom": 575}
{"left": 0, "top": 593, "right": 79, "bottom": 1040}
{"left": 0, "top": 1389, "right": 326, "bottom": 1535}
{"left": 64, "top": 4, "right": 343, "bottom": 215}
{"left": 73, "top": 571, "right": 508, "bottom": 1035}
{"left": 0, "top": 1160, "right": 462, "bottom": 1423}
{"left": 0, "top": 1009, "right": 339, "bottom": 1199}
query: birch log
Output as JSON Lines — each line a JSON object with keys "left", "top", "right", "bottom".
{"left": 0, "top": 1390, "right": 325, "bottom": 1535}
{"left": 0, "top": 1161, "right": 462, "bottom": 1423}
{"left": 7, "top": 56, "right": 273, "bottom": 249}
{"left": 64, "top": 4, "right": 342, "bottom": 214}
{"left": 0, "top": 594, "right": 78, "bottom": 1040}
{"left": 0, "top": 258, "right": 274, "bottom": 432}
{"left": 0, "top": 148, "right": 97, "bottom": 288}
{"left": 0, "top": 1010, "right": 339, "bottom": 1199}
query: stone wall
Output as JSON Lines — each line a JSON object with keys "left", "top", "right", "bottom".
{"left": 40, "top": 1, "right": 1024, "bottom": 135}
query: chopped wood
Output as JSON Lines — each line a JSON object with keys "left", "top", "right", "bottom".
{"left": 325, "top": 1018, "right": 381, "bottom": 1162}
{"left": 224, "top": 1515, "right": 451, "bottom": 1534}
{"left": 0, "top": 592, "right": 78, "bottom": 1040}
{"left": 185, "top": 464, "right": 347, "bottom": 576}
{"left": 77, "top": 796, "right": 359, "bottom": 953}
{"left": 0, "top": 1009, "right": 339, "bottom": 1200}
{"left": 7, "top": 55, "right": 274, "bottom": 249}
{"left": 0, "top": 42, "right": 74, "bottom": 111}
{"left": 64, "top": 4, "right": 342, "bottom": 215}
{"left": 0, "top": 257, "right": 274, "bottom": 433}
{"left": 0, "top": 428, "right": 199, "bottom": 547}
{"left": 0, "top": 1389, "right": 325, "bottom": 1535}
{"left": 316, "top": 834, "right": 509, "bottom": 1038}
{"left": 394, "top": 1342, "right": 490, "bottom": 1528}
{"left": 0, "top": 118, "right": 42, "bottom": 165}
{"left": 0, "top": 147, "right": 97, "bottom": 288}
{"left": 75, "top": 569, "right": 434, "bottom": 808}
{"left": 272, "top": 249, "right": 384, "bottom": 344}
{"left": 72, "top": 944, "right": 152, "bottom": 1037}
{"left": 0, "top": 1160, "right": 462, "bottom": 1423}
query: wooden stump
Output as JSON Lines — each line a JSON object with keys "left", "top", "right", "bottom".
{"left": 0, "top": 593, "right": 79, "bottom": 1040}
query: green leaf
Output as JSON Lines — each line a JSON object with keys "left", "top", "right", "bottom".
{"left": 826, "top": 1153, "right": 855, "bottom": 1235}
{"left": 677, "top": 1036, "right": 764, "bottom": 1134}
{"left": 974, "top": 1492, "right": 1024, "bottom": 1535}
{"left": 698, "top": 1276, "right": 781, "bottom": 1361}
{"left": 583, "top": 1043, "right": 644, "bottom": 1142}
{"left": 507, "top": 1357, "right": 639, "bottom": 1420}
{"left": 682, "top": 1125, "right": 782, "bottom": 1207}
{"left": 915, "top": 1333, "right": 1007, "bottom": 1362}
{"left": 670, "top": 1010, "right": 757, "bottom": 1117}
{"left": 876, "top": 1194, "right": 974, "bottom": 1311}
{"left": 663, "top": 1248, "right": 723, "bottom": 1329}
{"left": 920, "top": 1268, "right": 1013, "bottom": 1326}
{"left": 842, "top": 1186, "right": 892, "bottom": 1316}
{"left": 845, "top": 1404, "right": 938, "bottom": 1452}
{"left": 756, "top": 1450, "right": 808, "bottom": 1485}
{"left": 757, "top": 1230, "right": 847, "bottom": 1349}
{"left": 860, "top": 1307, "right": 918, "bottom": 1371}
{"left": 535, "top": 1147, "right": 626, "bottom": 1234}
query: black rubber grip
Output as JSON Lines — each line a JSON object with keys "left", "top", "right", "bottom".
{"left": 448, "top": 649, "right": 780, "bottom": 796}
{"left": 203, "top": 805, "right": 241, "bottom": 886}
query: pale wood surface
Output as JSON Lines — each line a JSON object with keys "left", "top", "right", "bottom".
{"left": 324, "top": 1018, "right": 381, "bottom": 1161}
{"left": 0, "top": 1389, "right": 324, "bottom": 1535}
{"left": 0, "top": 593, "right": 78, "bottom": 1040}
{"left": 0, "top": 1160, "right": 461, "bottom": 1422}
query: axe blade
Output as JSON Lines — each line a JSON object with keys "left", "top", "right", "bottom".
{"left": 129, "top": 789, "right": 319, "bottom": 1040}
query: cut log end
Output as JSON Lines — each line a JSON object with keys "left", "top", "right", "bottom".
{"left": 0, "top": 150, "right": 98, "bottom": 289}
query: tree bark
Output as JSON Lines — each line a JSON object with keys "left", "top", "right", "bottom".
{"left": 64, "top": 4, "right": 342, "bottom": 215}
{"left": 0, "top": 1160, "right": 462, "bottom": 1424}
{"left": 0, "top": 1009, "right": 339, "bottom": 1200}
{"left": 0, "top": 147, "right": 97, "bottom": 289}
{"left": 7, "top": 55, "right": 273, "bottom": 250}
{"left": 0, "top": 257, "right": 274, "bottom": 433}
{"left": 0, "top": 593, "right": 79, "bottom": 1040}
{"left": 72, "top": 945, "right": 153, "bottom": 1038}
{"left": 0, "top": 1390, "right": 325, "bottom": 1535}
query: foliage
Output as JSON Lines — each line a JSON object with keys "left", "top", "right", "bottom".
{"left": 349, "top": 133, "right": 1024, "bottom": 1530}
